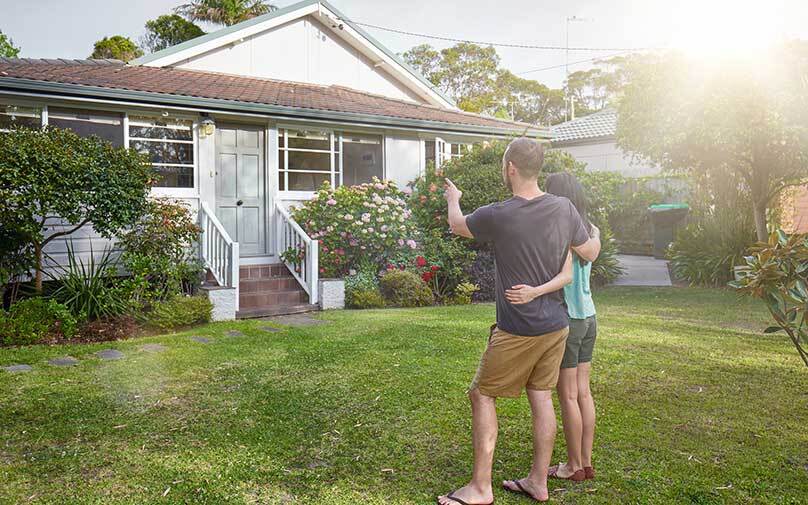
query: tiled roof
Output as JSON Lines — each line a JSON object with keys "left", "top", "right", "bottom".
{"left": 0, "top": 58, "right": 539, "bottom": 134}
{"left": 551, "top": 108, "right": 617, "bottom": 143}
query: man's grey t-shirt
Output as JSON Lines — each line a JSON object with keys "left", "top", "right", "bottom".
{"left": 466, "top": 194, "right": 590, "bottom": 336}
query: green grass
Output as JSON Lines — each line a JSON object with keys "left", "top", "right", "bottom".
{"left": 0, "top": 287, "right": 805, "bottom": 504}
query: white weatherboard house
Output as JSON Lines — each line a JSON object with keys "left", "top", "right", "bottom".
{"left": 0, "top": 0, "right": 546, "bottom": 319}
{"left": 551, "top": 108, "right": 660, "bottom": 178}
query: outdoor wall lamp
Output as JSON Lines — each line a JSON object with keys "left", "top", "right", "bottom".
{"left": 200, "top": 115, "right": 216, "bottom": 138}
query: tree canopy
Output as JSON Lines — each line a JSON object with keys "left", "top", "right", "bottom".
{"left": 90, "top": 35, "right": 143, "bottom": 62}
{"left": 617, "top": 44, "right": 808, "bottom": 241}
{"left": 402, "top": 43, "right": 566, "bottom": 125}
{"left": 0, "top": 127, "right": 155, "bottom": 291}
{"left": 142, "top": 14, "right": 205, "bottom": 53}
{"left": 175, "top": 0, "right": 277, "bottom": 26}
{"left": 0, "top": 30, "right": 20, "bottom": 58}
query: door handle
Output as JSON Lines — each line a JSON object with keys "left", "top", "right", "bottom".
{"left": 236, "top": 200, "right": 244, "bottom": 206}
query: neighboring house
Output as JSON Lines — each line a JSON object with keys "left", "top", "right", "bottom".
{"left": 782, "top": 185, "right": 808, "bottom": 234}
{"left": 550, "top": 108, "right": 661, "bottom": 178}
{"left": 0, "top": 0, "right": 545, "bottom": 318}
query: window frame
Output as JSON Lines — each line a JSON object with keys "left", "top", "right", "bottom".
{"left": 126, "top": 112, "right": 200, "bottom": 197}
{"left": 0, "top": 99, "right": 45, "bottom": 131}
{"left": 276, "top": 124, "right": 385, "bottom": 199}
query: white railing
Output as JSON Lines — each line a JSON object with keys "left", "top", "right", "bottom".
{"left": 275, "top": 202, "right": 319, "bottom": 305}
{"left": 199, "top": 202, "right": 240, "bottom": 311}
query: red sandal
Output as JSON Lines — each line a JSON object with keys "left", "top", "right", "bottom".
{"left": 548, "top": 464, "right": 586, "bottom": 481}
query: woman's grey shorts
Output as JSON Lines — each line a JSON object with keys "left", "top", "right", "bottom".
{"left": 560, "top": 315, "right": 597, "bottom": 369}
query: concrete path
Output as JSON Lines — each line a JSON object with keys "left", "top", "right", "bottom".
{"left": 612, "top": 254, "right": 672, "bottom": 287}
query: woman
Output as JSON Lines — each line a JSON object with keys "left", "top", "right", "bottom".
{"left": 546, "top": 172, "right": 599, "bottom": 482}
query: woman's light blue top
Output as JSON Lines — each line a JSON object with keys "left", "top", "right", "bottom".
{"left": 564, "top": 256, "right": 596, "bottom": 319}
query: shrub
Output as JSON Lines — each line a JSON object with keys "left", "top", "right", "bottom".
{"left": 144, "top": 295, "right": 212, "bottom": 329}
{"left": 346, "top": 288, "right": 386, "bottom": 309}
{"left": 118, "top": 199, "right": 203, "bottom": 302}
{"left": 345, "top": 260, "right": 386, "bottom": 309}
{"left": 467, "top": 249, "right": 496, "bottom": 302}
{"left": 732, "top": 231, "right": 808, "bottom": 367}
{"left": 668, "top": 212, "right": 756, "bottom": 287}
{"left": 0, "top": 298, "right": 77, "bottom": 346}
{"left": 591, "top": 224, "right": 625, "bottom": 287}
{"left": 290, "top": 179, "right": 419, "bottom": 277}
{"left": 51, "top": 244, "right": 128, "bottom": 321}
{"left": 447, "top": 282, "right": 479, "bottom": 305}
{"left": 379, "top": 270, "right": 434, "bottom": 307}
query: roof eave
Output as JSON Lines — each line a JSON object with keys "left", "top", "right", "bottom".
{"left": 0, "top": 77, "right": 549, "bottom": 138}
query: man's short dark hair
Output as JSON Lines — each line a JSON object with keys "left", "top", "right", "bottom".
{"left": 504, "top": 138, "right": 545, "bottom": 179}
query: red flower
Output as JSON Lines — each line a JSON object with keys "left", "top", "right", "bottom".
{"left": 416, "top": 256, "right": 427, "bottom": 267}
{"left": 431, "top": 265, "right": 440, "bottom": 271}
{"left": 421, "top": 272, "right": 433, "bottom": 282}
{"left": 386, "top": 264, "right": 395, "bottom": 271}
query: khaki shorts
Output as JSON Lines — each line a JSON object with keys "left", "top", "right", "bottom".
{"left": 470, "top": 324, "right": 570, "bottom": 398}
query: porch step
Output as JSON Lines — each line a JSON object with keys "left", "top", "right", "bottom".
{"left": 235, "top": 263, "right": 315, "bottom": 319}
{"left": 236, "top": 303, "right": 320, "bottom": 319}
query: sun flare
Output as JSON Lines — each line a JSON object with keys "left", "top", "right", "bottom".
{"left": 667, "top": 0, "right": 787, "bottom": 56}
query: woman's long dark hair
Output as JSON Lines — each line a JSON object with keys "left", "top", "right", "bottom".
{"left": 546, "top": 172, "right": 593, "bottom": 265}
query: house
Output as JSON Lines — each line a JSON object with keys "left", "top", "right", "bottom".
{"left": 0, "top": 0, "right": 546, "bottom": 319}
{"left": 781, "top": 185, "right": 808, "bottom": 234}
{"left": 550, "top": 108, "right": 660, "bottom": 178}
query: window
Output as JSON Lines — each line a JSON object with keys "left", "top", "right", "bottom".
{"left": 48, "top": 108, "right": 124, "bottom": 146}
{"left": 0, "top": 104, "right": 41, "bottom": 130}
{"left": 129, "top": 115, "right": 195, "bottom": 188}
{"left": 424, "top": 140, "right": 436, "bottom": 168}
{"left": 424, "top": 139, "right": 471, "bottom": 169}
{"left": 278, "top": 129, "right": 336, "bottom": 191}
{"left": 278, "top": 129, "right": 384, "bottom": 192}
{"left": 449, "top": 142, "right": 471, "bottom": 159}
{"left": 342, "top": 133, "right": 383, "bottom": 187}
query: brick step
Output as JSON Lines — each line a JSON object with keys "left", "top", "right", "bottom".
{"left": 240, "top": 263, "right": 293, "bottom": 281}
{"left": 239, "top": 289, "right": 310, "bottom": 310}
{"left": 236, "top": 303, "right": 320, "bottom": 319}
{"left": 239, "top": 277, "right": 300, "bottom": 293}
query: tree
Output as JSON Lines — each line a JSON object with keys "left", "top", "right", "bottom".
{"left": 0, "top": 30, "right": 20, "bottom": 58}
{"left": 90, "top": 35, "right": 143, "bottom": 62}
{"left": 564, "top": 54, "right": 635, "bottom": 117}
{"left": 495, "top": 71, "right": 566, "bottom": 125}
{"left": 617, "top": 45, "right": 808, "bottom": 241}
{"left": 403, "top": 42, "right": 566, "bottom": 124}
{"left": 141, "top": 14, "right": 205, "bottom": 53}
{"left": 0, "top": 127, "right": 154, "bottom": 292}
{"left": 176, "top": 0, "right": 277, "bottom": 26}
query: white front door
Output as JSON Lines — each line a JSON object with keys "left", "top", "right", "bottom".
{"left": 215, "top": 125, "right": 267, "bottom": 257}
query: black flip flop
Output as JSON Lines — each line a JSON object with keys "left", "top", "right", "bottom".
{"left": 437, "top": 490, "right": 494, "bottom": 505}
{"left": 503, "top": 480, "right": 546, "bottom": 503}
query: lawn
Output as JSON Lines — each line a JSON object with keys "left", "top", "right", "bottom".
{"left": 1, "top": 287, "right": 806, "bottom": 504}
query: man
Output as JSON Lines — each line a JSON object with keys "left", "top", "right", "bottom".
{"left": 437, "top": 138, "right": 600, "bottom": 505}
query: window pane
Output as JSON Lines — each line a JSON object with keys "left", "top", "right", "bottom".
{"left": 130, "top": 140, "right": 194, "bottom": 165}
{"left": 424, "top": 140, "right": 435, "bottom": 167}
{"left": 286, "top": 172, "right": 331, "bottom": 191}
{"left": 287, "top": 130, "right": 330, "bottom": 150}
{"left": 342, "top": 134, "right": 383, "bottom": 186}
{"left": 128, "top": 116, "right": 193, "bottom": 141}
{"left": 152, "top": 165, "right": 194, "bottom": 188}
{"left": 287, "top": 151, "right": 331, "bottom": 172}
{"left": 0, "top": 104, "right": 41, "bottom": 129}
{"left": 48, "top": 108, "right": 123, "bottom": 146}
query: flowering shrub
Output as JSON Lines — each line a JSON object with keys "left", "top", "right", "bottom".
{"left": 379, "top": 270, "right": 434, "bottom": 307}
{"left": 290, "top": 179, "right": 419, "bottom": 277}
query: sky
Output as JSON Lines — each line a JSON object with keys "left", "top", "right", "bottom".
{"left": 1, "top": 0, "right": 806, "bottom": 88}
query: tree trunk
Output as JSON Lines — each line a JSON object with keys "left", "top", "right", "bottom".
{"left": 753, "top": 202, "right": 768, "bottom": 243}
{"left": 34, "top": 242, "right": 43, "bottom": 294}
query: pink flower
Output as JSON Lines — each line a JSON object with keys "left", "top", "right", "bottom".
{"left": 402, "top": 187, "right": 413, "bottom": 195}
{"left": 398, "top": 239, "right": 405, "bottom": 246}
{"left": 407, "top": 239, "right": 417, "bottom": 249}
{"left": 326, "top": 199, "right": 337, "bottom": 206}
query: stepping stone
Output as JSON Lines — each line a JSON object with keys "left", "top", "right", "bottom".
{"left": 190, "top": 336, "right": 210, "bottom": 344}
{"left": 96, "top": 349, "right": 125, "bottom": 361}
{"left": 49, "top": 357, "right": 79, "bottom": 367}
{"left": 225, "top": 330, "right": 245, "bottom": 337}
{"left": 2, "top": 364, "right": 33, "bottom": 373}
{"left": 140, "top": 344, "right": 167, "bottom": 353}
{"left": 259, "top": 326, "right": 281, "bottom": 333}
